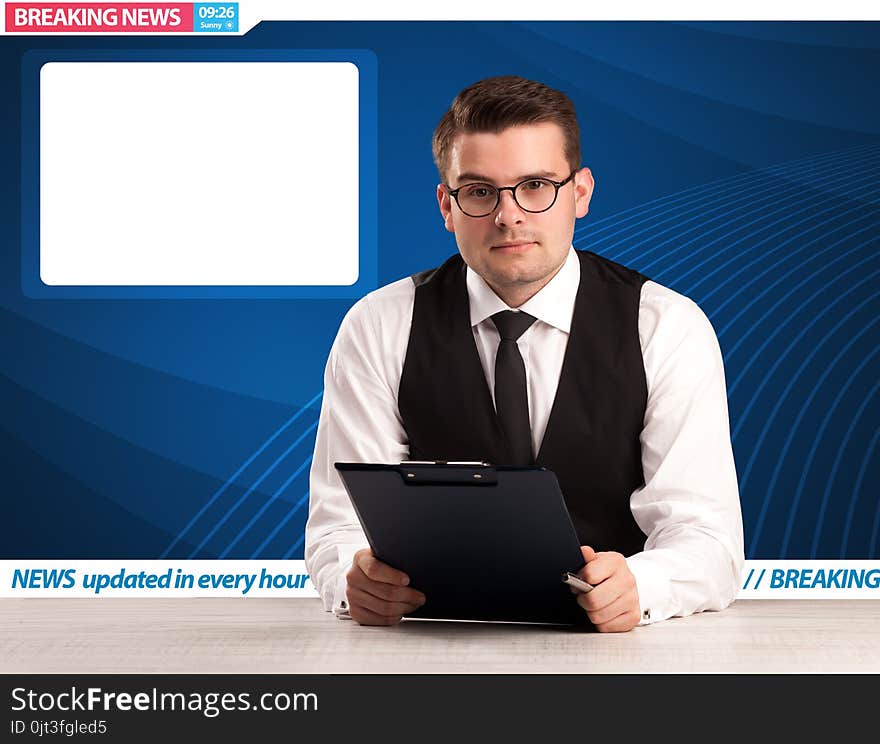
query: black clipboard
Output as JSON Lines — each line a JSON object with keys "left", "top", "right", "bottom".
{"left": 334, "top": 461, "right": 588, "bottom": 626}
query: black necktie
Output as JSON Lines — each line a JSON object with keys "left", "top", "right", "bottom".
{"left": 491, "top": 310, "right": 537, "bottom": 466}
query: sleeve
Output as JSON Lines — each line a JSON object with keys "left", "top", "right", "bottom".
{"left": 304, "top": 294, "right": 411, "bottom": 617}
{"left": 625, "top": 285, "right": 745, "bottom": 625}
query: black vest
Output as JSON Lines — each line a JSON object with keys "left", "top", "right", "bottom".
{"left": 398, "top": 250, "right": 649, "bottom": 556}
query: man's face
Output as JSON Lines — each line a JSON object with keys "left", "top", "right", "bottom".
{"left": 437, "top": 122, "right": 594, "bottom": 301}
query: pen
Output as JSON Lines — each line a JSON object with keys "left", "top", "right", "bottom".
{"left": 562, "top": 571, "right": 594, "bottom": 594}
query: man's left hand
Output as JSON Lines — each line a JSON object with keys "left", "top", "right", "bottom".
{"left": 575, "top": 545, "right": 641, "bottom": 632}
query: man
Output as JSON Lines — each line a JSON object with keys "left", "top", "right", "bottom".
{"left": 305, "top": 76, "right": 744, "bottom": 632}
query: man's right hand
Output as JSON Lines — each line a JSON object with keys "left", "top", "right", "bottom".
{"left": 345, "top": 548, "right": 427, "bottom": 626}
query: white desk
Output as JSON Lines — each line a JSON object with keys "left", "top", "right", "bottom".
{"left": 2, "top": 598, "right": 877, "bottom": 674}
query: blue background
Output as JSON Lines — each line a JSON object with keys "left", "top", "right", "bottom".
{"left": 1, "top": 22, "right": 878, "bottom": 561}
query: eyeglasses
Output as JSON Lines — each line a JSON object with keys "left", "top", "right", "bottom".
{"left": 445, "top": 170, "right": 577, "bottom": 218}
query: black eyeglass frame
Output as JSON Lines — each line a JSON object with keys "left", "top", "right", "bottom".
{"left": 445, "top": 169, "right": 578, "bottom": 218}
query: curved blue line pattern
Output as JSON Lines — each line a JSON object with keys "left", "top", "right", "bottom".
{"left": 575, "top": 144, "right": 871, "bottom": 245}
{"left": 863, "top": 430, "right": 880, "bottom": 559}
{"left": 710, "top": 214, "right": 879, "bottom": 336}
{"left": 659, "top": 169, "right": 880, "bottom": 291}
{"left": 575, "top": 144, "right": 880, "bottom": 559}
{"left": 727, "top": 243, "right": 878, "bottom": 404}
{"left": 251, "top": 490, "right": 311, "bottom": 560}
{"left": 184, "top": 419, "right": 319, "bottom": 559}
{"left": 803, "top": 355, "right": 879, "bottom": 558}
{"left": 604, "top": 147, "right": 880, "bottom": 273}
{"left": 574, "top": 142, "right": 879, "bottom": 245}
{"left": 774, "top": 322, "right": 880, "bottom": 557}
{"left": 219, "top": 455, "right": 313, "bottom": 559}
{"left": 161, "top": 390, "right": 323, "bottom": 559}
{"left": 580, "top": 145, "right": 880, "bottom": 267}
{"left": 816, "top": 380, "right": 880, "bottom": 559}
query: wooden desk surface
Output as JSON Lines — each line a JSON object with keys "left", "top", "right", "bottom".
{"left": 1, "top": 598, "right": 877, "bottom": 674}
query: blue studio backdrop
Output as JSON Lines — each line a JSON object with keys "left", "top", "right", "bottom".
{"left": 1, "top": 22, "right": 879, "bottom": 561}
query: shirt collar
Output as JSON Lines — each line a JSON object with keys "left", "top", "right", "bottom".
{"left": 466, "top": 246, "right": 580, "bottom": 334}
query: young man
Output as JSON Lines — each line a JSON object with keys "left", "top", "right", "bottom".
{"left": 305, "top": 76, "right": 744, "bottom": 632}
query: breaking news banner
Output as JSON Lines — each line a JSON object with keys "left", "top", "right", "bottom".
{"left": 5, "top": 3, "right": 238, "bottom": 33}
{"left": 1, "top": 0, "right": 880, "bottom": 737}
{"left": 4, "top": 560, "right": 880, "bottom": 598}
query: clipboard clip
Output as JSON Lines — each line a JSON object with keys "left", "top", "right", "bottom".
{"left": 397, "top": 461, "right": 498, "bottom": 486}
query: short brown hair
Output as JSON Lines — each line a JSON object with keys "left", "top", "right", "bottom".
{"left": 432, "top": 76, "right": 581, "bottom": 183}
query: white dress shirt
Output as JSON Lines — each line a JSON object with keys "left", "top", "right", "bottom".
{"left": 305, "top": 247, "right": 745, "bottom": 626}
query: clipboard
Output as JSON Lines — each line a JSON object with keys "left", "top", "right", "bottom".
{"left": 334, "top": 461, "right": 588, "bottom": 626}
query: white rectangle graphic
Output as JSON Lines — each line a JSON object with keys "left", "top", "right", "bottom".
{"left": 39, "top": 61, "right": 359, "bottom": 286}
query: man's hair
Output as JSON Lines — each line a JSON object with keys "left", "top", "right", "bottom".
{"left": 432, "top": 76, "right": 581, "bottom": 184}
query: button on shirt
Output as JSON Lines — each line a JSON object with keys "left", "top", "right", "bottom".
{"left": 305, "top": 247, "right": 745, "bottom": 626}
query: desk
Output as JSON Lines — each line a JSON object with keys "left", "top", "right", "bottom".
{"left": 1, "top": 598, "right": 877, "bottom": 674}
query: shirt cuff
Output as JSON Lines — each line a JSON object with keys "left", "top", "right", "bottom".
{"left": 626, "top": 552, "right": 676, "bottom": 626}
{"left": 332, "top": 571, "right": 351, "bottom": 619}
{"left": 331, "top": 543, "right": 362, "bottom": 620}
